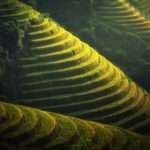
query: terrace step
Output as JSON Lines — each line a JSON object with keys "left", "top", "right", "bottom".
{"left": 69, "top": 118, "right": 96, "bottom": 149}
{"left": 45, "top": 113, "right": 78, "bottom": 149}
{"left": 3, "top": 106, "right": 39, "bottom": 142}
{"left": 0, "top": 103, "right": 23, "bottom": 134}
{"left": 21, "top": 110, "right": 56, "bottom": 146}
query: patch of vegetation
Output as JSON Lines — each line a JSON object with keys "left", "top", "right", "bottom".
{"left": 0, "top": 19, "right": 25, "bottom": 99}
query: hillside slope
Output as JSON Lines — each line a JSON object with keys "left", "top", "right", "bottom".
{"left": 28, "top": 0, "right": 150, "bottom": 90}
{"left": 0, "top": 101, "right": 150, "bottom": 150}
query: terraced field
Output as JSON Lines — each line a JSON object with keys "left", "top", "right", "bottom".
{"left": 26, "top": 0, "right": 150, "bottom": 91}
{"left": 129, "top": 0, "right": 150, "bottom": 18}
{"left": 92, "top": 0, "right": 150, "bottom": 91}
{"left": 28, "top": 0, "right": 150, "bottom": 91}
{"left": 94, "top": 0, "right": 150, "bottom": 42}
{"left": 0, "top": 101, "right": 150, "bottom": 150}
{"left": 0, "top": 0, "right": 150, "bottom": 137}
